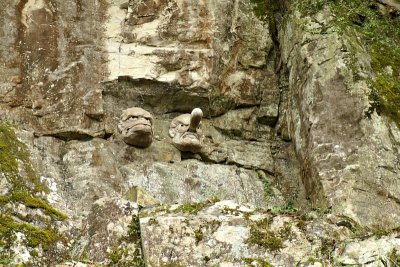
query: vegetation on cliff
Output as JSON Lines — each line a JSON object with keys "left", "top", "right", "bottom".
{"left": 294, "top": 0, "right": 400, "bottom": 125}
{"left": 0, "top": 124, "right": 66, "bottom": 263}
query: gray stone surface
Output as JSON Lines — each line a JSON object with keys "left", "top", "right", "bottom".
{"left": 140, "top": 200, "right": 400, "bottom": 267}
{"left": 279, "top": 6, "right": 400, "bottom": 228}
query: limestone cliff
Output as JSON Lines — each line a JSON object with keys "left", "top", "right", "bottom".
{"left": 0, "top": 0, "right": 400, "bottom": 266}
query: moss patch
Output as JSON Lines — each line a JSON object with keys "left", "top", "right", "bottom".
{"left": 293, "top": 0, "right": 400, "bottom": 125}
{"left": 194, "top": 228, "right": 203, "bottom": 244}
{"left": 250, "top": 0, "right": 267, "bottom": 19}
{"left": 244, "top": 258, "right": 273, "bottom": 267}
{"left": 0, "top": 123, "right": 67, "bottom": 260}
{"left": 174, "top": 199, "right": 219, "bottom": 215}
{"left": 0, "top": 191, "right": 67, "bottom": 220}
{"left": 175, "top": 202, "right": 208, "bottom": 214}
{"left": 108, "top": 215, "right": 145, "bottom": 267}
{"left": 387, "top": 248, "right": 400, "bottom": 266}
{"left": 0, "top": 215, "right": 60, "bottom": 251}
{"left": 246, "top": 218, "right": 284, "bottom": 251}
{"left": 0, "top": 124, "right": 66, "bottom": 220}
{"left": 0, "top": 124, "right": 44, "bottom": 192}
{"left": 256, "top": 170, "right": 275, "bottom": 199}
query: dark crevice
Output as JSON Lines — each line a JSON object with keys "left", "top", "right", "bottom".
{"left": 35, "top": 132, "right": 96, "bottom": 142}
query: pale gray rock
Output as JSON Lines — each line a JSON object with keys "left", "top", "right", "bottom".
{"left": 120, "top": 160, "right": 268, "bottom": 207}
{"left": 213, "top": 108, "right": 261, "bottom": 140}
{"left": 70, "top": 197, "right": 139, "bottom": 263}
{"left": 201, "top": 140, "right": 274, "bottom": 173}
{"left": 279, "top": 7, "right": 400, "bottom": 228}
{"left": 140, "top": 200, "right": 400, "bottom": 267}
{"left": 334, "top": 234, "right": 400, "bottom": 266}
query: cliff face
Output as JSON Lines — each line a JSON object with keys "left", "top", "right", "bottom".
{"left": 0, "top": 0, "right": 400, "bottom": 266}
{"left": 280, "top": 1, "right": 400, "bottom": 229}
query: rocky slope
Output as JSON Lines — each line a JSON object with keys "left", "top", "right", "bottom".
{"left": 0, "top": 0, "right": 400, "bottom": 266}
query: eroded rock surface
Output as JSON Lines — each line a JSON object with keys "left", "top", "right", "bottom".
{"left": 279, "top": 3, "right": 400, "bottom": 228}
{"left": 140, "top": 200, "right": 400, "bottom": 267}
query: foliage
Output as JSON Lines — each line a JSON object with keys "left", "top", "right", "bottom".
{"left": 174, "top": 199, "right": 219, "bottom": 214}
{"left": 108, "top": 215, "right": 145, "bottom": 267}
{"left": 293, "top": 0, "right": 400, "bottom": 125}
{"left": 250, "top": 0, "right": 267, "bottom": 19}
{"left": 0, "top": 215, "right": 60, "bottom": 250}
{"left": 244, "top": 257, "right": 274, "bottom": 267}
{"left": 246, "top": 218, "right": 284, "bottom": 251}
{"left": 256, "top": 170, "right": 275, "bottom": 199}
{"left": 272, "top": 199, "right": 297, "bottom": 214}
{"left": 0, "top": 124, "right": 67, "bottom": 261}
{"left": 194, "top": 228, "right": 203, "bottom": 244}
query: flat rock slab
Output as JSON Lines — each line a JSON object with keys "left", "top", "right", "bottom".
{"left": 121, "top": 160, "right": 268, "bottom": 207}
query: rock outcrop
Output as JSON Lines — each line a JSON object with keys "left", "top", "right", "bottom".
{"left": 0, "top": 0, "right": 400, "bottom": 265}
{"left": 279, "top": 0, "right": 400, "bottom": 229}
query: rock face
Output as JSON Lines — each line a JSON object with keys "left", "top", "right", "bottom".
{"left": 279, "top": 2, "right": 400, "bottom": 229}
{"left": 0, "top": 0, "right": 400, "bottom": 265}
{"left": 139, "top": 200, "right": 400, "bottom": 267}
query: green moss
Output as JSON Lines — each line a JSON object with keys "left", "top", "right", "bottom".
{"left": 296, "top": 219, "right": 307, "bottom": 232}
{"left": 203, "top": 256, "right": 210, "bottom": 262}
{"left": 174, "top": 200, "right": 218, "bottom": 215}
{"left": 0, "top": 124, "right": 45, "bottom": 192}
{"left": 0, "top": 191, "right": 67, "bottom": 220}
{"left": 0, "top": 215, "right": 61, "bottom": 251}
{"left": 108, "top": 246, "right": 145, "bottom": 267}
{"left": 372, "top": 227, "right": 391, "bottom": 238}
{"left": 0, "top": 124, "right": 67, "bottom": 220}
{"left": 271, "top": 200, "right": 297, "bottom": 214}
{"left": 30, "top": 250, "right": 39, "bottom": 257}
{"left": 387, "top": 248, "right": 400, "bottom": 266}
{"left": 0, "top": 124, "right": 67, "bottom": 259}
{"left": 0, "top": 258, "right": 11, "bottom": 265}
{"left": 109, "top": 249, "right": 123, "bottom": 264}
{"left": 250, "top": 0, "right": 267, "bottom": 19}
{"left": 320, "top": 238, "right": 336, "bottom": 259}
{"left": 256, "top": 170, "right": 275, "bottom": 199}
{"left": 278, "top": 222, "right": 293, "bottom": 240}
{"left": 293, "top": 0, "right": 400, "bottom": 125}
{"left": 194, "top": 228, "right": 203, "bottom": 244}
{"left": 244, "top": 257, "right": 273, "bottom": 267}
{"left": 371, "top": 74, "right": 400, "bottom": 123}
{"left": 246, "top": 218, "right": 284, "bottom": 251}
{"left": 175, "top": 203, "right": 205, "bottom": 214}
{"left": 127, "top": 215, "right": 141, "bottom": 242}
{"left": 108, "top": 215, "right": 145, "bottom": 267}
